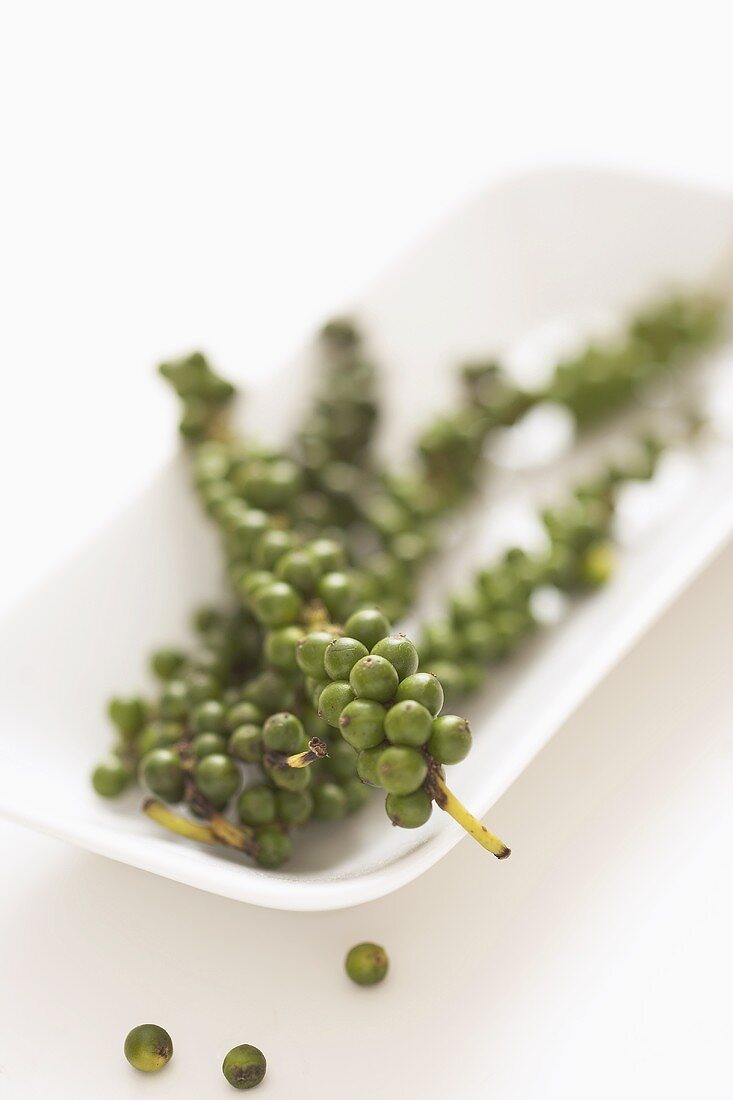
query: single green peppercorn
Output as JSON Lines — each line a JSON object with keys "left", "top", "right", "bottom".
{"left": 312, "top": 782, "right": 348, "bottom": 820}
{"left": 357, "top": 744, "right": 386, "bottom": 786}
{"left": 262, "top": 712, "right": 307, "bottom": 754}
{"left": 195, "top": 754, "right": 240, "bottom": 805}
{"left": 428, "top": 714, "right": 472, "bottom": 764}
{"left": 191, "top": 732, "right": 228, "bottom": 758}
{"left": 251, "top": 581, "right": 302, "bottom": 627}
{"left": 308, "top": 537, "right": 346, "bottom": 574}
{"left": 159, "top": 680, "right": 189, "bottom": 721}
{"left": 108, "top": 696, "right": 146, "bottom": 738}
{"left": 228, "top": 724, "right": 263, "bottom": 763}
{"left": 395, "top": 672, "right": 444, "bottom": 716}
{"left": 338, "top": 698, "right": 386, "bottom": 750}
{"left": 296, "top": 630, "right": 335, "bottom": 679}
{"left": 237, "top": 785, "right": 277, "bottom": 826}
{"left": 149, "top": 647, "right": 186, "bottom": 681}
{"left": 343, "top": 607, "right": 392, "bottom": 650}
{"left": 124, "top": 1024, "right": 173, "bottom": 1073}
{"left": 226, "top": 701, "right": 264, "bottom": 732}
{"left": 275, "top": 788, "right": 314, "bottom": 826}
{"left": 581, "top": 541, "right": 615, "bottom": 586}
{"left": 324, "top": 636, "right": 369, "bottom": 680}
{"left": 267, "top": 761, "right": 312, "bottom": 792}
{"left": 222, "top": 1043, "right": 267, "bottom": 1089}
{"left": 386, "top": 788, "right": 433, "bottom": 828}
{"left": 264, "top": 625, "right": 305, "bottom": 672}
{"left": 192, "top": 604, "right": 223, "bottom": 633}
{"left": 384, "top": 699, "right": 433, "bottom": 747}
{"left": 141, "top": 749, "right": 185, "bottom": 802}
{"left": 191, "top": 699, "right": 227, "bottom": 734}
{"left": 371, "top": 634, "right": 419, "bottom": 680}
{"left": 345, "top": 942, "right": 389, "bottom": 986}
{"left": 376, "top": 746, "right": 427, "bottom": 795}
{"left": 326, "top": 738, "right": 359, "bottom": 780}
{"left": 185, "top": 670, "right": 221, "bottom": 704}
{"left": 317, "top": 571, "right": 358, "bottom": 620}
{"left": 349, "top": 654, "right": 399, "bottom": 703}
{"left": 318, "top": 681, "right": 356, "bottom": 727}
{"left": 275, "top": 548, "right": 321, "bottom": 594}
{"left": 255, "top": 827, "right": 292, "bottom": 869}
{"left": 92, "top": 754, "right": 130, "bottom": 798}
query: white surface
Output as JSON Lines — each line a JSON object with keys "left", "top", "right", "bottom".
{"left": 2, "top": 1, "right": 733, "bottom": 1094}
{"left": 1, "top": 544, "right": 731, "bottom": 1099}
{"left": 2, "top": 167, "right": 732, "bottom": 911}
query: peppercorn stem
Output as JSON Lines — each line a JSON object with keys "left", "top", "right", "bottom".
{"left": 432, "top": 776, "right": 511, "bottom": 859}
{"left": 143, "top": 799, "right": 218, "bottom": 845}
{"left": 286, "top": 737, "right": 329, "bottom": 768}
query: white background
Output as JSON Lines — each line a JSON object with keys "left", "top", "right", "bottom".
{"left": 1, "top": 2, "right": 732, "bottom": 1097}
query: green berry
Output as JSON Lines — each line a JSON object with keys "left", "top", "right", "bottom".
{"left": 262, "top": 712, "right": 307, "bottom": 754}
{"left": 343, "top": 777, "right": 371, "bottom": 813}
{"left": 345, "top": 943, "right": 388, "bottom": 986}
{"left": 251, "top": 581, "right": 302, "bottom": 626}
{"left": 426, "top": 660, "right": 466, "bottom": 702}
{"left": 267, "top": 762, "right": 312, "bottom": 792}
{"left": 349, "top": 654, "right": 399, "bottom": 703}
{"left": 222, "top": 1043, "right": 267, "bottom": 1090}
{"left": 237, "top": 785, "right": 277, "bottom": 826}
{"left": 150, "top": 647, "right": 186, "bottom": 681}
{"left": 312, "top": 782, "right": 348, "bottom": 820}
{"left": 264, "top": 625, "right": 304, "bottom": 672}
{"left": 395, "top": 672, "right": 444, "bottom": 716}
{"left": 108, "top": 696, "right": 146, "bottom": 738}
{"left": 159, "top": 680, "right": 189, "bottom": 721}
{"left": 91, "top": 754, "right": 129, "bottom": 798}
{"left": 323, "top": 636, "right": 369, "bottom": 680}
{"left": 255, "top": 827, "right": 292, "bottom": 869}
{"left": 428, "top": 714, "right": 472, "bottom": 764}
{"left": 275, "top": 788, "right": 314, "bottom": 826}
{"left": 317, "top": 571, "right": 358, "bottom": 621}
{"left": 338, "top": 698, "right": 386, "bottom": 750}
{"left": 376, "top": 746, "right": 427, "bottom": 795}
{"left": 307, "top": 537, "right": 346, "bottom": 574}
{"left": 191, "top": 732, "right": 228, "bottom": 758}
{"left": 191, "top": 699, "right": 227, "bottom": 733}
{"left": 275, "top": 548, "right": 321, "bottom": 594}
{"left": 371, "top": 634, "right": 419, "bottom": 680}
{"left": 318, "top": 681, "right": 356, "bottom": 727}
{"left": 195, "top": 754, "right": 240, "bottom": 805}
{"left": 228, "top": 724, "right": 263, "bottom": 763}
{"left": 581, "top": 541, "right": 615, "bottom": 586}
{"left": 386, "top": 789, "right": 433, "bottom": 828}
{"left": 141, "top": 749, "right": 185, "bottom": 802}
{"left": 295, "top": 630, "right": 334, "bottom": 679}
{"left": 226, "top": 701, "right": 263, "bottom": 732}
{"left": 185, "top": 670, "right": 221, "bottom": 704}
{"left": 326, "top": 738, "right": 359, "bottom": 780}
{"left": 384, "top": 699, "right": 433, "bottom": 747}
{"left": 192, "top": 604, "right": 223, "bottom": 632}
{"left": 124, "top": 1024, "right": 173, "bottom": 1073}
{"left": 343, "top": 608, "right": 391, "bottom": 649}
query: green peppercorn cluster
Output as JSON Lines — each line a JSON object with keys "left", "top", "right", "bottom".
{"left": 91, "top": 294, "right": 722, "bottom": 870}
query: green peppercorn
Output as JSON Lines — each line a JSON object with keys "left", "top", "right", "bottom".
{"left": 226, "top": 701, "right": 264, "bottom": 732}
{"left": 395, "top": 672, "right": 444, "bottom": 716}
{"left": 338, "top": 698, "right": 386, "bottom": 750}
{"left": 264, "top": 625, "right": 304, "bottom": 672}
{"left": 275, "top": 788, "right": 314, "bottom": 826}
{"left": 296, "top": 630, "right": 335, "bottom": 679}
{"left": 345, "top": 943, "right": 389, "bottom": 986}
{"left": 159, "top": 680, "right": 189, "bottom": 721}
{"left": 141, "top": 749, "right": 185, "bottom": 802}
{"left": 318, "top": 681, "right": 356, "bottom": 727}
{"left": 191, "top": 732, "right": 228, "bottom": 758}
{"left": 343, "top": 607, "right": 392, "bottom": 649}
{"left": 251, "top": 581, "right": 302, "bottom": 627}
{"left": 312, "top": 782, "right": 348, "bottom": 820}
{"left": 357, "top": 745, "right": 386, "bottom": 786}
{"left": 371, "top": 633, "right": 419, "bottom": 680}
{"left": 195, "top": 754, "right": 240, "bottom": 805}
{"left": 237, "top": 785, "right": 277, "bottom": 826}
{"left": 428, "top": 714, "right": 472, "bottom": 764}
{"left": 191, "top": 699, "right": 227, "bottom": 734}
{"left": 251, "top": 528, "right": 298, "bottom": 571}
{"left": 325, "top": 737, "right": 359, "bottom": 780}
{"left": 108, "top": 696, "right": 146, "bottom": 738}
{"left": 349, "top": 655, "right": 399, "bottom": 703}
{"left": 267, "top": 762, "right": 312, "bottom": 792}
{"left": 343, "top": 777, "right": 371, "bottom": 813}
{"left": 275, "top": 548, "right": 321, "bottom": 594}
{"left": 317, "top": 571, "right": 358, "bottom": 621}
{"left": 323, "top": 636, "right": 369, "bottom": 680}
{"left": 386, "top": 789, "right": 433, "bottom": 828}
{"left": 228, "top": 723, "right": 263, "bottom": 763}
{"left": 581, "top": 540, "right": 615, "bottom": 586}
{"left": 255, "top": 827, "right": 292, "bottom": 869}
{"left": 185, "top": 670, "right": 221, "bottom": 704}
{"left": 124, "top": 1024, "right": 173, "bottom": 1073}
{"left": 376, "top": 746, "right": 427, "bottom": 795}
{"left": 384, "top": 699, "right": 433, "bottom": 747}
{"left": 308, "top": 537, "right": 346, "bottom": 574}
{"left": 149, "top": 647, "right": 186, "bottom": 681}
{"left": 222, "top": 1043, "right": 267, "bottom": 1090}
{"left": 91, "top": 754, "right": 130, "bottom": 798}
{"left": 262, "top": 712, "right": 307, "bottom": 754}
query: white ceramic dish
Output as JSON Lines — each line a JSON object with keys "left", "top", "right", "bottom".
{"left": 1, "top": 167, "right": 733, "bottom": 911}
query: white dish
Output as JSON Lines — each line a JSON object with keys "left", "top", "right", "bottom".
{"left": 1, "top": 166, "right": 732, "bottom": 911}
